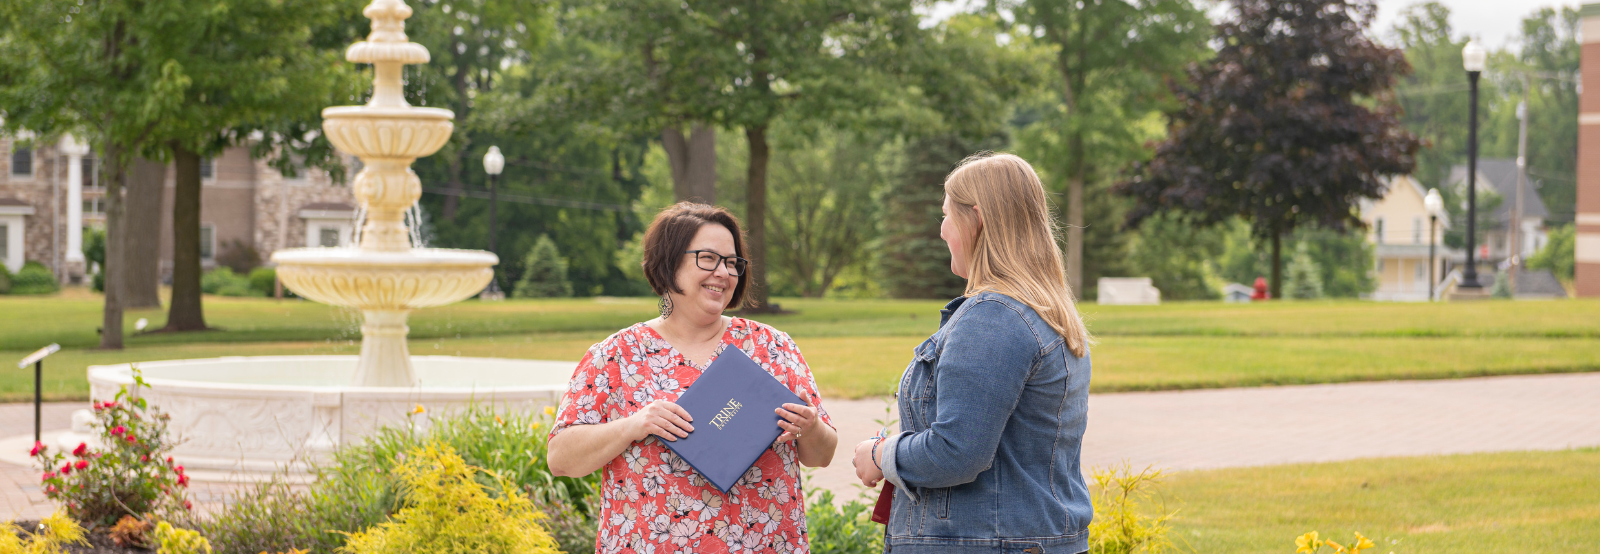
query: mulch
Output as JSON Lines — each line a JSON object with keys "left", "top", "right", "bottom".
{"left": 10, "top": 520, "right": 149, "bottom": 554}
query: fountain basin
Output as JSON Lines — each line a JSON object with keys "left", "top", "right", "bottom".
{"left": 86, "top": 356, "right": 573, "bottom": 473}
{"left": 321, "top": 105, "right": 454, "bottom": 160}
{"left": 272, "top": 247, "right": 496, "bottom": 309}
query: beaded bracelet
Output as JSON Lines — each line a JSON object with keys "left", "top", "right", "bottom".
{"left": 870, "top": 437, "right": 884, "bottom": 471}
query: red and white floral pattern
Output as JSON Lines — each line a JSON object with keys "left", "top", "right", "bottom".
{"left": 552, "top": 318, "right": 833, "bottom": 554}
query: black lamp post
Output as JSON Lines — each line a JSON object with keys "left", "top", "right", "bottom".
{"left": 483, "top": 146, "right": 505, "bottom": 296}
{"left": 1425, "top": 187, "right": 1443, "bottom": 301}
{"left": 1461, "top": 39, "right": 1487, "bottom": 289}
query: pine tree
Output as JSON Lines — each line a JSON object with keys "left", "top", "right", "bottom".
{"left": 1284, "top": 242, "right": 1324, "bottom": 299}
{"left": 513, "top": 235, "right": 573, "bottom": 298}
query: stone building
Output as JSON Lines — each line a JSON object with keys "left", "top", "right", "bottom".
{"left": 0, "top": 134, "right": 357, "bottom": 283}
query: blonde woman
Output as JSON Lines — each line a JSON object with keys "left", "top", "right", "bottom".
{"left": 852, "top": 153, "right": 1094, "bottom": 553}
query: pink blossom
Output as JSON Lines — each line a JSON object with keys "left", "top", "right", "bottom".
{"left": 28, "top": 442, "right": 44, "bottom": 456}
{"left": 72, "top": 443, "right": 88, "bottom": 457}
{"left": 110, "top": 426, "right": 126, "bottom": 436}
{"left": 46, "top": 485, "right": 57, "bottom": 494}
{"left": 59, "top": 464, "right": 72, "bottom": 476}
{"left": 124, "top": 434, "right": 137, "bottom": 443}
{"left": 41, "top": 471, "right": 55, "bottom": 481}
{"left": 74, "top": 460, "right": 89, "bottom": 471}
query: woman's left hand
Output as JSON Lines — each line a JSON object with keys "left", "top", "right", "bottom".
{"left": 775, "top": 403, "right": 819, "bottom": 443}
{"left": 852, "top": 439, "right": 884, "bottom": 487}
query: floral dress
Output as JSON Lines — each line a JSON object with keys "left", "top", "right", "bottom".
{"left": 551, "top": 318, "right": 834, "bottom": 554}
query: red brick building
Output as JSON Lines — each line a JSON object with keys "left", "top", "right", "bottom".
{"left": 1579, "top": 4, "right": 1600, "bottom": 297}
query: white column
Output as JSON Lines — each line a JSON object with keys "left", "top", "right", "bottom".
{"left": 60, "top": 134, "right": 89, "bottom": 265}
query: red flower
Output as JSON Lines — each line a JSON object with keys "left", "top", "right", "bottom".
{"left": 45, "top": 485, "right": 57, "bottom": 494}
{"left": 175, "top": 465, "right": 184, "bottom": 474}
{"left": 72, "top": 443, "right": 88, "bottom": 457}
{"left": 183, "top": 500, "right": 193, "bottom": 511}
{"left": 104, "top": 401, "right": 116, "bottom": 409}
{"left": 110, "top": 426, "right": 126, "bottom": 436}
{"left": 141, "top": 454, "right": 149, "bottom": 462}
{"left": 92, "top": 401, "right": 102, "bottom": 410}
{"left": 166, "top": 456, "right": 174, "bottom": 465}
{"left": 124, "top": 434, "right": 137, "bottom": 443}
{"left": 59, "top": 464, "right": 71, "bottom": 476}
{"left": 74, "top": 460, "right": 89, "bottom": 470}
{"left": 29, "top": 442, "right": 44, "bottom": 456}
{"left": 177, "top": 474, "right": 189, "bottom": 487}
{"left": 41, "top": 471, "right": 55, "bottom": 481}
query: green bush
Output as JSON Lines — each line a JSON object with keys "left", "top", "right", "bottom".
{"left": 10, "top": 262, "right": 59, "bottom": 295}
{"left": 201, "top": 268, "right": 253, "bottom": 297}
{"left": 248, "top": 267, "right": 278, "bottom": 297}
{"left": 1527, "top": 224, "right": 1574, "bottom": 281}
{"left": 513, "top": 235, "right": 572, "bottom": 298}
{"left": 337, "top": 444, "right": 560, "bottom": 554}
{"left": 804, "top": 488, "right": 884, "bottom": 554}
{"left": 85, "top": 227, "right": 105, "bottom": 292}
{"left": 180, "top": 405, "right": 600, "bottom": 554}
{"left": 0, "top": 263, "right": 11, "bottom": 294}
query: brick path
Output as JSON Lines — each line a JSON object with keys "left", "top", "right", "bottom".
{"left": 7, "top": 373, "right": 1600, "bottom": 518}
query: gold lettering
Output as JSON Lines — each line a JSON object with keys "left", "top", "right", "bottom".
{"left": 709, "top": 398, "right": 742, "bottom": 430}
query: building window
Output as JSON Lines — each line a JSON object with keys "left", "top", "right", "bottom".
{"left": 0, "top": 223, "right": 7, "bottom": 261}
{"left": 1374, "top": 217, "right": 1385, "bottom": 244}
{"left": 82, "top": 153, "right": 100, "bottom": 190}
{"left": 1415, "top": 261, "right": 1426, "bottom": 284}
{"left": 1377, "top": 258, "right": 1385, "bottom": 274}
{"left": 318, "top": 227, "right": 340, "bottom": 247}
{"left": 1413, "top": 217, "right": 1423, "bottom": 244}
{"left": 11, "top": 147, "right": 32, "bottom": 176}
{"left": 199, "top": 157, "right": 214, "bottom": 179}
{"left": 200, "top": 225, "right": 215, "bottom": 260}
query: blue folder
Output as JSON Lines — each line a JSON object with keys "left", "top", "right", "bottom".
{"left": 661, "top": 346, "right": 804, "bottom": 493}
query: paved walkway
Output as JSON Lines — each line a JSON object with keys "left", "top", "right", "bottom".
{"left": 7, "top": 373, "right": 1600, "bottom": 518}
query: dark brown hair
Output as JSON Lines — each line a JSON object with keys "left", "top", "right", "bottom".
{"left": 642, "top": 202, "right": 751, "bottom": 310}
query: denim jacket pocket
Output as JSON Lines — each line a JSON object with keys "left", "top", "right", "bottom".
{"left": 903, "top": 337, "right": 939, "bottom": 400}
{"left": 932, "top": 487, "right": 951, "bottom": 519}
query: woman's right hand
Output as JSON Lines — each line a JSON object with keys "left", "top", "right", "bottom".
{"left": 628, "top": 400, "right": 695, "bottom": 442}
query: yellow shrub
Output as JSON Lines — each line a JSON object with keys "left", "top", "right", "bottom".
{"left": 154, "top": 521, "right": 212, "bottom": 554}
{"left": 1088, "top": 464, "right": 1179, "bottom": 554}
{"left": 0, "top": 511, "right": 87, "bottom": 554}
{"left": 338, "top": 444, "right": 559, "bottom": 554}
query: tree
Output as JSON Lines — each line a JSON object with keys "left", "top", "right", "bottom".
{"left": 122, "top": 157, "right": 165, "bottom": 309}
{"left": 1283, "top": 241, "right": 1324, "bottom": 299}
{"left": 513, "top": 235, "right": 573, "bottom": 298}
{"left": 1117, "top": 0, "right": 1422, "bottom": 299}
{"left": 1006, "top": 0, "right": 1211, "bottom": 297}
{"left": 406, "top": 0, "right": 552, "bottom": 221}
{"left": 151, "top": 0, "right": 362, "bottom": 332}
{"left": 1526, "top": 223, "right": 1574, "bottom": 282}
{"left": 764, "top": 125, "right": 886, "bottom": 297}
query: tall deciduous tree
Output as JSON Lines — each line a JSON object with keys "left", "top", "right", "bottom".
{"left": 406, "top": 0, "right": 551, "bottom": 220}
{"left": 0, "top": 0, "right": 198, "bottom": 348}
{"left": 1005, "top": 0, "right": 1210, "bottom": 296}
{"left": 1117, "top": 0, "right": 1421, "bottom": 299}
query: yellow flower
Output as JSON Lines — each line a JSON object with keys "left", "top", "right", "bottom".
{"left": 412, "top": 404, "right": 425, "bottom": 415}
{"left": 1296, "top": 531, "right": 1322, "bottom": 554}
{"left": 1349, "top": 533, "right": 1375, "bottom": 554}
{"left": 495, "top": 416, "right": 505, "bottom": 425}
{"left": 543, "top": 405, "right": 556, "bottom": 416}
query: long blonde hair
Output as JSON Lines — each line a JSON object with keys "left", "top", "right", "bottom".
{"left": 945, "top": 153, "right": 1091, "bottom": 357}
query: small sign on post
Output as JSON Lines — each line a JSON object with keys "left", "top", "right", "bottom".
{"left": 18, "top": 344, "right": 61, "bottom": 444}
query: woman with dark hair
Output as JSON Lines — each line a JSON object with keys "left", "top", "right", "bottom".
{"left": 548, "top": 202, "right": 838, "bottom": 554}
{"left": 852, "top": 153, "right": 1095, "bottom": 553}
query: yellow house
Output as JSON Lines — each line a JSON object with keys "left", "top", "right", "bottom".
{"left": 1359, "top": 175, "right": 1453, "bottom": 301}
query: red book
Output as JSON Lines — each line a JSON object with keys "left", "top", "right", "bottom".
{"left": 871, "top": 482, "right": 894, "bottom": 525}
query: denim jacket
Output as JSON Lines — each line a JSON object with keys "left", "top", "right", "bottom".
{"left": 879, "top": 291, "right": 1093, "bottom": 554}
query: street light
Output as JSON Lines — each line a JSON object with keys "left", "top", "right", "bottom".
{"left": 1425, "top": 187, "right": 1443, "bottom": 301}
{"left": 483, "top": 146, "right": 505, "bottom": 297}
{"left": 1460, "top": 39, "right": 1487, "bottom": 290}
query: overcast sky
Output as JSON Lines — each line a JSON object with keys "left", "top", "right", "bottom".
{"left": 923, "top": 0, "right": 1577, "bottom": 52}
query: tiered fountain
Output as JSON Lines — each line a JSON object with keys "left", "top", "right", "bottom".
{"left": 80, "top": 0, "right": 573, "bottom": 475}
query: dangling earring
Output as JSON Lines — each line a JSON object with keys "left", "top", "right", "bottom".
{"left": 659, "top": 294, "right": 674, "bottom": 319}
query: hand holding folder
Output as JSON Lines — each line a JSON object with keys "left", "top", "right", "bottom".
{"left": 659, "top": 347, "right": 805, "bottom": 493}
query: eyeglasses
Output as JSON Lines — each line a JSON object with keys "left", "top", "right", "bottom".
{"left": 684, "top": 250, "right": 749, "bottom": 276}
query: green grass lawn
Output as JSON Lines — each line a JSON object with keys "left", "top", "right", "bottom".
{"left": 3, "top": 292, "right": 1598, "bottom": 401}
{"left": 1165, "top": 447, "right": 1600, "bottom": 553}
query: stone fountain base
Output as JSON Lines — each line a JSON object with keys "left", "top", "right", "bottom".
{"left": 84, "top": 356, "right": 572, "bottom": 474}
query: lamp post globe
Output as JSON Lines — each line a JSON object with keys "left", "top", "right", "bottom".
{"left": 1459, "top": 39, "right": 1486, "bottom": 290}
{"left": 483, "top": 146, "right": 505, "bottom": 298}
{"left": 1425, "top": 188, "right": 1443, "bottom": 301}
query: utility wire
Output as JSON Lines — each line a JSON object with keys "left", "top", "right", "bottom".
{"left": 422, "top": 186, "right": 631, "bottom": 212}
